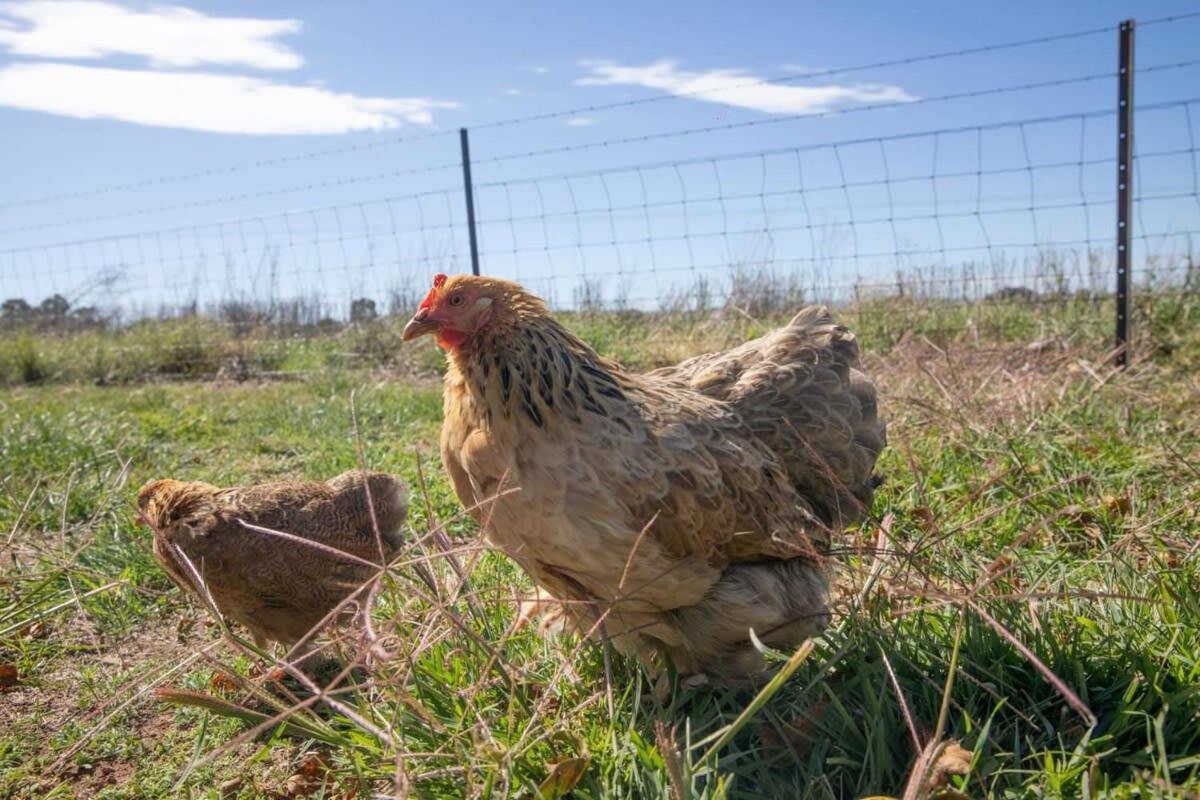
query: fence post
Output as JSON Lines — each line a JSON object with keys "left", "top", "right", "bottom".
{"left": 459, "top": 127, "right": 481, "bottom": 276}
{"left": 1115, "top": 19, "right": 1134, "bottom": 367}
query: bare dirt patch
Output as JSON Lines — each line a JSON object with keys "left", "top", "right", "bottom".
{"left": 3, "top": 609, "right": 197, "bottom": 732}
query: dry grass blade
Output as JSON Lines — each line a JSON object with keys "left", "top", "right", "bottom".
{"left": 348, "top": 389, "right": 390, "bottom": 568}
{"left": 5, "top": 294, "right": 1198, "bottom": 796}
{"left": 0, "top": 580, "right": 124, "bottom": 637}
{"left": 967, "top": 599, "right": 1096, "bottom": 726}
{"left": 618, "top": 512, "right": 660, "bottom": 592}
{"left": 897, "top": 738, "right": 972, "bottom": 800}
{"left": 857, "top": 513, "right": 895, "bottom": 607}
{"left": 48, "top": 639, "right": 223, "bottom": 773}
{"left": 234, "top": 519, "right": 385, "bottom": 570}
{"left": 407, "top": 450, "right": 448, "bottom": 597}
{"left": 2, "top": 483, "right": 39, "bottom": 551}
{"left": 880, "top": 644, "right": 922, "bottom": 754}
{"left": 655, "top": 721, "right": 691, "bottom": 800}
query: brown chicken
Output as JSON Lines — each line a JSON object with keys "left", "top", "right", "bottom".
{"left": 403, "top": 274, "right": 885, "bottom": 680}
{"left": 136, "top": 471, "right": 409, "bottom": 656}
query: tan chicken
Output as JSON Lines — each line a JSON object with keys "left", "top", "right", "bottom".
{"left": 135, "top": 471, "right": 409, "bottom": 657}
{"left": 403, "top": 274, "right": 885, "bottom": 680}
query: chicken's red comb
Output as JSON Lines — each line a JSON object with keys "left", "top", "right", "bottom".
{"left": 419, "top": 273, "right": 450, "bottom": 311}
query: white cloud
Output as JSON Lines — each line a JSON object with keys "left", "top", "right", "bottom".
{"left": 576, "top": 59, "right": 915, "bottom": 115}
{"left": 503, "top": 87, "right": 521, "bottom": 96}
{"left": 0, "top": 62, "right": 459, "bottom": 134}
{"left": 0, "top": 0, "right": 303, "bottom": 69}
{"left": 565, "top": 116, "right": 593, "bottom": 127}
{"left": 0, "top": 2, "right": 459, "bottom": 135}
{"left": 779, "top": 63, "right": 827, "bottom": 75}
{"left": 522, "top": 65, "right": 548, "bottom": 75}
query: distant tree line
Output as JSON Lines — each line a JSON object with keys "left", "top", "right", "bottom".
{"left": 0, "top": 293, "right": 399, "bottom": 335}
{"left": 1, "top": 295, "right": 106, "bottom": 332}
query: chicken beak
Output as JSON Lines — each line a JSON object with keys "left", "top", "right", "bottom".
{"left": 402, "top": 308, "right": 440, "bottom": 341}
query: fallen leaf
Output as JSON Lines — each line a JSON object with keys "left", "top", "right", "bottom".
{"left": 986, "top": 555, "right": 1014, "bottom": 577}
{"left": 284, "top": 772, "right": 323, "bottom": 798}
{"left": 297, "top": 752, "right": 331, "bottom": 780}
{"left": 930, "top": 790, "right": 970, "bottom": 800}
{"left": 247, "top": 662, "right": 288, "bottom": 683}
{"left": 19, "top": 621, "right": 47, "bottom": 639}
{"left": 210, "top": 672, "right": 237, "bottom": 693}
{"left": 537, "top": 757, "right": 588, "bottom": 799}
{"left": 218, "top": 777, "right": 243, "bottom": 798}
{"left": 1101, "top": 494, "right": 1131, "bottom": 515}
{"left": 175, "top": 616, "right": 196, "bottom": 642}
{"left": 931, "top": 741, "right": 973, "bottom": 785}
{"left": 283, "top": 753, "right": 348, "bottom": 799}
{"left": 0, "top": 663, "right": 18, "bottom": 690}
{"left": 901, "top": 739, "right": 974, "bottom": 799}
{"left": 911, "top": 507, "right": 935, "bottom": 530}
{"left": 1058, "top": 505, "right": 1098, "bottom": 526}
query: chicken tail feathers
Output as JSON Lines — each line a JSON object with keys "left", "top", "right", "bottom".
{"left": 736, "top": 305, "right": 886, "bottom": 529}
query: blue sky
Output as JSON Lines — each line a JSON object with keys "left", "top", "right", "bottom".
{"left": 1, "top": 1, "right": 1198, "bottom": 311}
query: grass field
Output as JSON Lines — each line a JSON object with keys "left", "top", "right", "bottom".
{"left": 2, "top": 293, "right": 1199, "bottom": 798}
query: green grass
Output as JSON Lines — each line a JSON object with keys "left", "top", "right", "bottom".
{"left": 4, "top": 288, "right": 1197, "bottom": 386}
{"left": 2, "top": 296, "right": 1199, "bottom": 798}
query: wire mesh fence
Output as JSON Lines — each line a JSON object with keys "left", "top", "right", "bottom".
{"left": 2, "top": 13, "right": 1198, "bottom": 382}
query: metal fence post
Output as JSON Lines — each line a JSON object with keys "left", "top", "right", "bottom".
{"left": 460, "top": 127, "right": 481, "bottom": 276}
{"left": 1115, "top": 19, "right": 1134, "bottom": 367}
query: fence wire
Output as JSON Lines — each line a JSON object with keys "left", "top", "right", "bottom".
{"left": 2, "top": 15, "right": 1198, "bottom": 380}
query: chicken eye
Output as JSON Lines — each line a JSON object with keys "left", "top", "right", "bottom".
{"left": 449, "top": 294, "right": 464, "bottom": 307}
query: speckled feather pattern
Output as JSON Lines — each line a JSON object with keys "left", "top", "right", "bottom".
{"left": 137, "top": 471, "right": 408, "bottom": 649}
{"left": 433, "top": 276, "right": 886, "bottom": 677}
